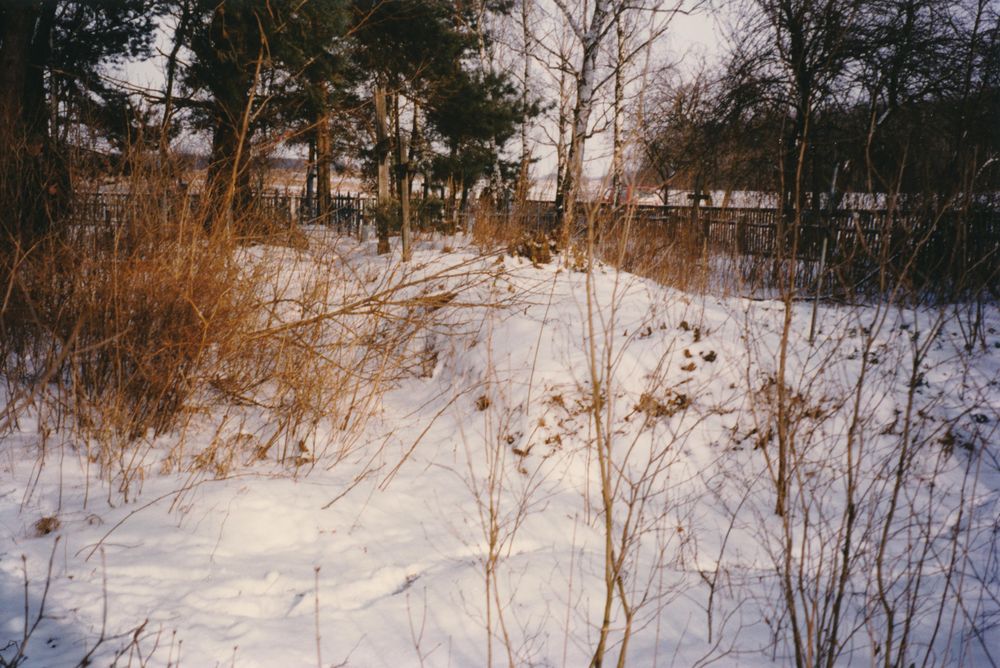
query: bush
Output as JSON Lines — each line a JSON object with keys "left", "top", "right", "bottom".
{"left": 1, "top": 185, "right": 252, "bottom": 443}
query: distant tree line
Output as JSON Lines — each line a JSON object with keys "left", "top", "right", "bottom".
{"left": 638, "top": 0, "right": 999, "bottom": 216}
{"left": 3, "top": 0, "right": 997, "bottom": 254}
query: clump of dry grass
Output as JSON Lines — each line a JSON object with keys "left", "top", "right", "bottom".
{"left": 467, "top": 201, "right": 730, "bottom": 293}
{"left": 595, "top": 210, "right": 716, "bottom": 293}
{"left": 3, "top": 188, "right": 246, "bottom": 433}
{"left": 0, "top": 173, "right": 269, "bottom": 491}
{"left": 470, "top": 201, "right": 554, "bottom": 259}
{"left": 2, "top": 151, "right": 508, "bottom": 492}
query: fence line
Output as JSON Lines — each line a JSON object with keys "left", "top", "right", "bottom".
{"left": 72, "top": 191, "right": 999, "bottom": 296}
{"left": 74, "top": 190, "right": 377, "bottom": 232}
{"left": 509, "top": 200, "right": 999, "bottom": 297}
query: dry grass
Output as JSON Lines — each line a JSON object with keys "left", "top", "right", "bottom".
{"left": 2, "top": 186, "right": 248, "bottom": 436}
{"left": 468, "top": 201, "right": 745, "bottom": 296}
{"left": 0, "top": 151, "right": 497, "bottom": 492}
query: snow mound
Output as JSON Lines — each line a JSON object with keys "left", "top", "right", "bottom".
{"left": 2, "top": 236, "right": 998, "bottom": 666}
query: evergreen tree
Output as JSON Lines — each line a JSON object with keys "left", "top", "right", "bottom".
{"left": 0, "top": 0, "right": 155, "bottom": 242}
{"left": 266, "top": 0, "right": 350, "bottom": 222}
{"left": 349, "top": 0, "right": 531, "bottom": 254}
{"left": 180, "top": 0, "right": 348, "bottom": 226}
{"left": 349, "top": 0, "right": 474, "bottom": 253}
{"left": 425, "top": 69, "right": 528, "bottom": 213}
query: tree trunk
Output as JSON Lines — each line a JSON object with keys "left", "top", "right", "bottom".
{"left": 407, "top": 102, "right": 420, "bottom": 199}
{"left": 0, "top": 5, "right": 36, "bottom": 245}
{"left": 517, "top": 0, "right": 533, "bottom": 201}
{"left": 611, "top": 12, "right": 626, "bottom": 205}
{"left": 24, "top": 2, "right": 54, "bottom": 145}
{"left": 160, "top": 0, "right": 193, "bottom": 160}
{"left": 1, "top": 3, "right": 61, "bottom": 243}
{"left": 316, "top": 109, "right": 332, "bottom": 226}
{"left": 447, "top": 148, "right": 459, "bottom": 230}
{"left": 0, "top": 6, "right": 35, "bottom": 140}
{"left": 206, "top": 116, "right": 252, "bottom": 231}
{"left": 558, "top": 0, "right": 612, "bottom": 250}
{"left": 395, "top": 93, "right": 411, "bottom": 261}
{"left": 554, "top": 65, "right": 569, "bottom": 214}
{"left": 374, "top": 82, "right": 391, "bottom": 254}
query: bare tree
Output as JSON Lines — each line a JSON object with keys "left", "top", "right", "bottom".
{"left": 552, "top": 0, "right": 615, "bottom": 246}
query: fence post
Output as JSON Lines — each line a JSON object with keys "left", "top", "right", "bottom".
{"left": 808, "top": 234, "right": 828, "bottom": 345}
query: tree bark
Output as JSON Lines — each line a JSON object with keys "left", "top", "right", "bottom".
{"left": 554, "top": 65, "right": 569, "bottom": 212}
{"left": 0, "top": 5, "right": 36, "bottom": 245}
{"left": 407, "top": 102, "right": 419, "bottom": 199}
{"left": 395, "top": 93, "right": 411, "bottom": 261}
{"left": 207, "top": 116, "right": 252, "bottom": 230}
{"left": 316, "top": 108, "right": 332, "bottom": 226}
{"left": 0, "top": 6, "right": 35, "bottom": 140}
{"left": 517, "top": 0, "right": 533, "bottom": 201}
{"left": 558, "top": 0, "right": 612, "bottom": 249}
{"left": 611, "top": 12, "right": 626, "bottom": 205}
{"left": 374, "top": 81, "right": 391, "bottom": 253}
{"left": 1, "top": 2, "right": 61, "bottom": 243}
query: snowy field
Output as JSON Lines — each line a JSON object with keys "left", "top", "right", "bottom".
{"left": 2, "top": 233, "right": 998, "bottom": 667}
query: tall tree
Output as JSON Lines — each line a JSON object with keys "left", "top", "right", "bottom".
{"left": 181, "top": 0, "right": 347, "bottom": 227}
{"left": 552, "top": 0, "right": 614, "bottom": 245}
{"left": 275, "top": 0, "right": 350, "bottom": 224}
{"left": 517, "top": 0, "right": 534, "bottom": 198}
{"left": 349, "top": 0, "right": 474, "bottom": 255}
{"left": 425, "top": 69, "right": 527, "bottom": 215}
{"left": 0, "top": 0, "right": 154, "bottom": 242}
{"left": 551, "top": 0, "right": 681, "bottom": 241}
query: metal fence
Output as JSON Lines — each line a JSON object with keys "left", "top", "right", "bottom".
{"left": 72, "top": 191, "right": 999, "bottom": 296}
{"left": 75, "top": 190, "right": 376, "bottom": 233}
{"left": 507, "top": 200, "right": 1000, "bottom": 297}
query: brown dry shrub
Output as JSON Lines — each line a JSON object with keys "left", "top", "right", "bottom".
{"left": 1, "top": 145, "right": 504, "bottom": 486}
{"left": 1, "top": 181, "right": 257, "bottom": 451}
{"left": 33, "top": 515, "right": 61, "bottom": 536}
{"left": 636, "top": 390, "right": 691, "bottom": 419}
{"left": 508, "top": 230, "right": 556, "bottom": 265}
{"left": 471, "top": 200, "right": 553, "bottom": 254}
{"left": 599, "top": 213, "right": 713, "bottom": 293}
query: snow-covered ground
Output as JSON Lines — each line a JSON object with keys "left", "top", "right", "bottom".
{"left": 2, "top": 233, "right": 998, "bottom": 667}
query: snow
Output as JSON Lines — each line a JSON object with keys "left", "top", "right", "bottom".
{"left": 2, "top": 232, "right": 999, "bottom": 666}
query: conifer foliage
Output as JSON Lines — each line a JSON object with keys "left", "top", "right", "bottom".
{"left": 0, "top": 0, "right": 534, "bottom": 241}
{"left": 0, "top": 0, "right": 155, "bottom": 242}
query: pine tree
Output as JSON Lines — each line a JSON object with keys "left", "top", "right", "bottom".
{"left": 180, "top": 0, "right": 348, "bottom": 228}
{"left": 349, "top": 0, "right": 474, "bottom": 254}
{"left": 426, "top": 69, "right": 528, "bottom": 214}
{"left": 0, "top": 0, "right": 155, "bottom": 242}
